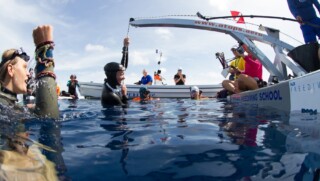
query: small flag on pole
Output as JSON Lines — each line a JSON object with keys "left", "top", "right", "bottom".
{"left": 230, "top": 10, "right": 245, "bottom": 24}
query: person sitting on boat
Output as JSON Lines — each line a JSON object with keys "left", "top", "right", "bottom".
{"left": 287, "top": 0, "right": 320, "bottom": 44}
{"left": 154, "top": 70, "right": 164, "bottom": 85}
{"left": 234, "top": 43, "right": 263, "bottom": 93}
{"left": 217, "top": 46, "right": 246, "bottom": 98}
{"left": 228, "top": 46, "right": 246, "bottom": 81}
{"left": 101, "top": 37, "right": 129, "bottom": 108}
{"left": 140, "top": 69, "right": 153, "bottom": 85}
{"left": 174, "top": 67, "right": 186, "bottom": 85}
{"left": 66, "top": 74, "right": 80, "bottom": 99}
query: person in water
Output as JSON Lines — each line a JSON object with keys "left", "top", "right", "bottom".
{"left": 0, "top": 49, "right": 30, "bottom": 107}
{"left": 101, "top": 37, "right": 129, "bottom": 107}
{"left": 0, "top": 25, "right": 59, "bottom": 119}
{"left": 174, "top": 67, "right": 186, "bottom": 85}
{"left": 190, "top": 86, "right": 208, "bottom": 100}
{"left": 132, "top": 87, "right": 152, "bottom": 101}
{"left": 287, "top": 0, "right": 320, "bottom": 44}
{"left": 67, "top": 74, "right": 80, "bottom": 99}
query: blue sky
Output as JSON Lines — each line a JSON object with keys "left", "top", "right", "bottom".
{"left": 0, "top": 0, "right": 304, "bottom": 91}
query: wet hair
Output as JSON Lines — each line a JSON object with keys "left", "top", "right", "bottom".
{"left": 70, "top": 74, "right": 77, "bottom": 79}
{"left": 0, "top": 49, "right": 19, "bottom": 83}
{"left": 139, "top": 87, "right": 150, "bottom": 99}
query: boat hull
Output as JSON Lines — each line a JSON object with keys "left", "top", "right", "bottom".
{"left": 230, "top": 69, "right": 320, "bottom": 113}
{"left": 78, "top": 82, "right": 222, "bottom": 99}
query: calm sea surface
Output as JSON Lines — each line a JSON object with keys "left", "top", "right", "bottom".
{"left": 1, "top": 98, "right": 320, "bottom": 181}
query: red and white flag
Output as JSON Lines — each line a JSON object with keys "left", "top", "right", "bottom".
{"left": 230, "top": 10, "right": 245, "bottom": 24}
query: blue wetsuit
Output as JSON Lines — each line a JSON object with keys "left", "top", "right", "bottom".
{"left": 287, "top": 0, "right": 320, "bottom": 43}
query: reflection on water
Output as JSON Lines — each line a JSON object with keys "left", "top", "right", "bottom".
{"left": 0, "top": 121, "right": 59, "bottom": 181}
{"left": 1, "top": 98, "right": 320, "bottom": 180}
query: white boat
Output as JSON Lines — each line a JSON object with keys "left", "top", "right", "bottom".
{"left": 229, "top": 69, "right": 320, "bottom": 113}
{"left": 79, "top": 15, "right": 320, "bottom": 113}
{"left": 78, "top": 82, "right": 222, "bottom": 99}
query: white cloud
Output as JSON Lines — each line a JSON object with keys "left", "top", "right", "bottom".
{"left": 154, "top": 28, "right": 174, "bottom": 40}
{"left": 48, "top": 0, "right": 74, "bottom": 5}
{"left": 208, "top": 0, "right": 229, "bottom": 12}
{"left": 85, "top": 44, "right": 108, "bottom": 52}
{"left": 54, "top": 49, "right": 119, "bottom": 71}
{"left": 159, "top": 68, "right": 167, "bottom": 74}
{"left": 131, "top": 51, "right": 151, "bottom": 66}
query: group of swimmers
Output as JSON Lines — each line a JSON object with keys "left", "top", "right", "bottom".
{"left": 1, "top": 0, "right": 319, "bottom": 109}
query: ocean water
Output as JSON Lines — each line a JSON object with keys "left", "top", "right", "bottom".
{"left": 1, "top": 98, "right": 320, "bottom": 181}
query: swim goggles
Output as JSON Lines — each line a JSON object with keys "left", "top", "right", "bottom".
{"left": 0, "top": 48, "right": 30, "bottom": 67}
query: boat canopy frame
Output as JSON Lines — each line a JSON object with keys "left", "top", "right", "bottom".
{"left": 130, "top": 18, "right": 307, "bottom": 81}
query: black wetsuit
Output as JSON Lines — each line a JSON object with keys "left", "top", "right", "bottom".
{"left": 0, "top": 85, "right": 27, "bottom": 116}
{"left": 0, "top": 86, "right": 18, "bottom": 106}
{"left": 101, "top": 46, "right": 129, "bottom": 107}
{"left": 67, "top": 80, "right": 79, "bottom": 98}
{"left": 101, "top": 81, "right": 128, "bottom": 107}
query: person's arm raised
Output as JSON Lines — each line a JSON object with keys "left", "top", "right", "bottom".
{"left": 33, "top": 25, "right": 59, "bottom": 119}
{"left": 120, "top": 37, "right": 129, "bottom": 69}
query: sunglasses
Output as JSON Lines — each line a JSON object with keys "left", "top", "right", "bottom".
{"left": 0, "top": 48, "right": 30, "bottom": 67}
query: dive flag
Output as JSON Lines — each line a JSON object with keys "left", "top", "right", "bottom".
{"left": 230, "top": 10, "right": 245, "bottom": 24}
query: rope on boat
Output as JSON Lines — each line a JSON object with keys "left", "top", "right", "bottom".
{"left": 221, "top": 18, "right": 304, "bottom": 45}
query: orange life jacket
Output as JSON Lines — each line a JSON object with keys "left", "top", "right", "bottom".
{"left": 154, "top": 74, "right": 161, "bottom": 81}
